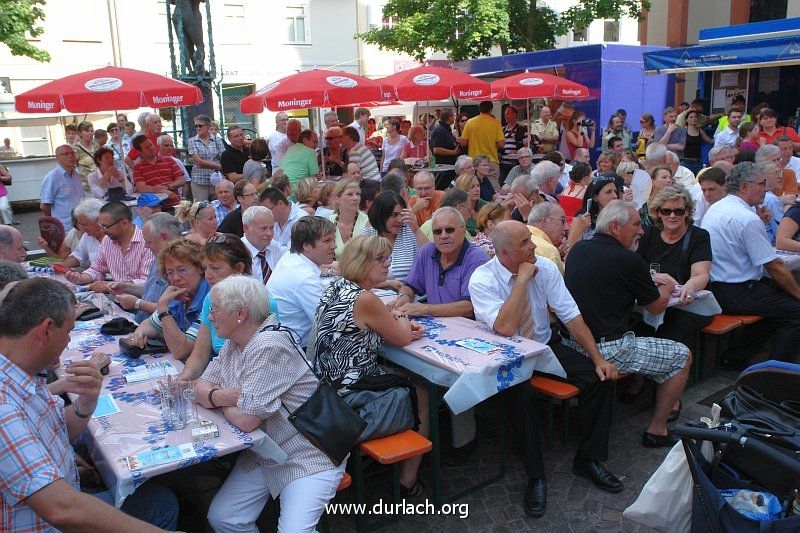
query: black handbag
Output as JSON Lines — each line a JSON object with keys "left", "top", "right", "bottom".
{"left": 264, "top": 324, "right": 366, "bottom": 467}
{"left": 118, "top": 337, "right": 168, "bottom": 359}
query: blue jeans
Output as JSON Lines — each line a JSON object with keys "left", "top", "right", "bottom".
{"left": 94, "top": 482, "right": 179, "bottom": 530}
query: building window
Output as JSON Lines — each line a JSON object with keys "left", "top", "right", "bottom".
{"left": 603, "top": 20, "right": 619, "bottom": 42}
{"left": 223, "top": 3, "right": 246, "bottom": 39}
{"left": 382, "top": 15, "right": 397, "bottom": 29}
{"left": 572, "top": 27, "right": 588, "bottom": 42}
{"left": 286, "top": 4, "right": 310, "bottom": 43}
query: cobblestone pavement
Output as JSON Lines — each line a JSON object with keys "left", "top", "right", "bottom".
{"left": 324, "top": 371, "right": 739, "bottom": 532}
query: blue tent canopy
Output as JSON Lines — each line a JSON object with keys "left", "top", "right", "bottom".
{"left": 643, "top": 35, "right": 800, "bottom": 74}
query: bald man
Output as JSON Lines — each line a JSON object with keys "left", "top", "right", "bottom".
{"left": 0, "top": 226, "right": 26, "bottom": 262}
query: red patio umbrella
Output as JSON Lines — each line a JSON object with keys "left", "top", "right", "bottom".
{"left": 240, "top": 69, "right": 393, "bottom": 114}
{"left": 490, "top": 72, "right": 590, "bottom": 101}
{"left": 378, "top": 65, "right": 490, "bottom": 101}
{"left": 14, "top": 66, "right": 203, "bottom": 113}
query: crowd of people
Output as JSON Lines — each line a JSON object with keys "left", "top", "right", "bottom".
{"left": 2, "top": 95, "right": 800, "bottom": 531}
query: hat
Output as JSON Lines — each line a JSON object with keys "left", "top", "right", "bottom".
{"left": 137, "top": 193, "right": 162, "bottom": 208}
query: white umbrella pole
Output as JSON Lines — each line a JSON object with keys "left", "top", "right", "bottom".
{"left": 318, "top": 107, "right": 326, "bottom": 180}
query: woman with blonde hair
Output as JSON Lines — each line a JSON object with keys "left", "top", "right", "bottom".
{"left": 295, "top": 177, "right": 320, "bottom": 216}
{"left": 176, "top": 200, "right": 218, "bottom": 244}
{"left": 454, "top": 173, "right": 489, "bottom": 215}
{"left": 640, "top": 166, "right": 674, "bottom": 228}
{"left": 473, "top": 202, "right": 511, "bottom": 257}
{"left": 310, "top": 234, "right": 428, "bottom": 496}
{"left": 328, "top": 180, "right": 368, "bottom": 259}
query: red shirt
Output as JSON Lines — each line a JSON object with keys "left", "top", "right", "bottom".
{"left": 758, "top": 126, "right": 800, "bottom": 146}
{"left": 133, "top": 155, "right": 183, "bottom": 206}
{"left": 127, "top": 130, "right": 160, "bottom": 162}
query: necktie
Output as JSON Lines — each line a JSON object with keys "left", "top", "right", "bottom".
{"left": 257, "top": 251, "right": 271, "bottom": 284}
{"left": 511, "top": 274, "right": 535, "bottom": 339}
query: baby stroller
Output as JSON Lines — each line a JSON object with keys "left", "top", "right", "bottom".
{"left": 674, "top": 361, "right": 800, "bottom": 532}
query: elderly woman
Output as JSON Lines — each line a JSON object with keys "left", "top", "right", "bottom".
{"left": 176, "top": 200, "right": 219, "bottom": 245}
{"left": 189, "top": 113, "right": 225, "bottom": 201}
{"left": 473, "top": 202, "right": 511, "bottom": 257}
{"left": 38, "top": 198, "right": 105, "bottom": 268}
{"left": 473, "top": 154, "right": 496, "bottom": 202}
{"left": 180, "top": 234, "right": 252, "bottom": 380}
{"left": 323, "top": 126, "right": 345, "bottom": 177}
{"left": 74, "top": 121, "right": 99, "bottom": 182}
{"left": 127, "top": 239, "right": 210, "bottom": 360}
{"left": 403, "top": 125, "right": 428, "bottom": 160}
{"left": 640, "top": 166, "right": 673, "bottom": 227}
{"left": 559, "top": 161, "right": 592, "bottom": 221}
{"left": 295, "top": 177, "right": 320, "bottom": 216}
{"left": 328, "top": 180, "right": 369, "bottom": 259}
{"left": 195, "top": 276, "right": 345, "bottom": 532}
{"left": 358, "top": 191, "right": 428, "bottom": 289}
{"left": 567, "top": 173, "right": 624, "bottom": 246}
{"left": 309, "top": 234, "right": 427, "bottom": 496}
{"left": 634, "top": 184, "right": 713, "bottom": 416}
{"left": 87, "top": 147, "right": 128, "bottom": 200}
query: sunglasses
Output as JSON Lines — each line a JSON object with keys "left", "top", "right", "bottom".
{"left": 432, "top": 226, "right": 458, "bottom": 236}
{"left": 658, "top": 208, "right": 687, "bottom": 216}
{"left": 207, "top": 234, "right": 236, "bottom": 245}
{"left": 194, "top": 124, "right": 207, "bottom": 129}
{"left": 194, "top": 201, "right": 211, "bottom": 219}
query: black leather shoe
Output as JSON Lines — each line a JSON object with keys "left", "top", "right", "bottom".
{"left": 523, "top": 478, "right": 546, "bottom": 518}
{"left": 572, "top": 457, "right": 624, "bottom": 493}
{"left": 444, "top": 439, "right": 477, "bottom": 467}
{"left": 667, "top": 400, "right": 682, "bottom": 423}
{"left": 642, "top": 431, "right": 678, "bottom": 448}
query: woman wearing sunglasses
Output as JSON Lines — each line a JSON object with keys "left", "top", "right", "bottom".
{"left": 127, "top": 239, "right": 210, "bottom": 360}
{"left": 632, "top": 184, "right": 713, "bottom": 416}
{"left": 176, "top": 200, "right": 219, "bottom": 245}
{"left": 180, "top": 234, "right": 252, "bottom": 380}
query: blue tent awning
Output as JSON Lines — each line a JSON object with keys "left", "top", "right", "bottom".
{"left": 643, "top": 35, "right": 800, "bottom": 74}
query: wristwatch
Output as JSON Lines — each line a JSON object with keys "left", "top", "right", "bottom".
{"left": 157, "top": 310, "right": 171, "bottom": 322}
{"left": 134, "top": 299, "right": 141, "bottom": 310}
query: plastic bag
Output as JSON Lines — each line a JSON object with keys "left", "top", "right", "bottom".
{"left": 623, "top": 405, "right": 721, "bottom": 532}
{"left": 719, "top": 489, "right": 783, "bottom": 521}
{"left": 209, "top": 171, "right": 223, "bottom": 186}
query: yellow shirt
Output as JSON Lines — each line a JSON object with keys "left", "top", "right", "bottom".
{"left": 461, "top": 113, "right": 504, "bottom": 163}
{"left": 528, "top": 225, "right": 564, "bottom": 275}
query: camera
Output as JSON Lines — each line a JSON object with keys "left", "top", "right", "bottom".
{"left": 578, "top": 119, "right": 594, "bottom": 127}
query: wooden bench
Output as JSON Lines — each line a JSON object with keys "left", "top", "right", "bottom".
{"left": 531, "top": 375, "right": 580, "bottom": 444}
{"left": 696, "top": 314, "right": 750, "bottom": 382}
{"left": 352, "top": 430, "right": 432, "bottom": 531}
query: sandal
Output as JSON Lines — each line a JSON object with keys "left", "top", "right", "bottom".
{"left": 400, "top": 477, "right": 426, "bottom": 498}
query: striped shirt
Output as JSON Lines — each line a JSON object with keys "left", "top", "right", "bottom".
{"left": 211, "top": 199, "right": 237, "bottom": 225}
{"left": 132, "top": 155, "right": 184, "bottom": 206}
{"left": 201, "top": 316, "right": 335, "bottom": 497}
{"left": 188, "top": 135, "right": 224, "bottom": 185}
{"left": 347, "top": 143, "right": 380, "bottom": 181}
{"left": 149, "top": 278, "right": 209, "bottom": 341}
{"left": 0, "top": 352, "right": 79, "bottom": 532}
{"left": 84, "top": 227, "right": 154, "bottom": 284}
{"left": 358, "top": 223, "right": 420, "bottom": 282}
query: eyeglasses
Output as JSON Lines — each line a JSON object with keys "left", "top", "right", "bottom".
{"left": 747, "top": 179, "right": 768, "bottom": 187}
{"left": 207, "top": 234, "right": 236, "bottom": 245}
{"left": 99, "top": 218, "right": 124, "bottom": 231}
{"left": 194, "top": 201, "right": 211, "bottom": 219}
{"left": 547, "top": 216, "right": 567, "bottom": 225}
{"left": 194, "top": 124, "right": 207, "bottom": 129}
{"left": 108, "top": 128, "right": 118, "bottom": 132}
{"left": 658, "top": 208, "right": 687, "bottom": 217}
{"left": 164, "top": 266, "right": 191, "bottom": 280}
{"left": 432, "top": 226, "right": 459, "bottom": 236}
{"left": 374, "top": 254, "right": 392, "bottom": 264}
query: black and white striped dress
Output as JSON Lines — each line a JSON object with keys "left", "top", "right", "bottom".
{"left": 309, "top": 279, "right": 384, "bottom": 393}
{"left": 357, "top": 223, "right": 419, "bottom": 282}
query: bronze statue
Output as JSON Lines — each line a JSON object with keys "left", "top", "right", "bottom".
{"left": 170, "top": 0, "right": 206, "bottom": 76}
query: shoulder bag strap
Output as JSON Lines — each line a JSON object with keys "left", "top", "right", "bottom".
{"left": 677, "top": 225, "right": 693, "bottom": 283}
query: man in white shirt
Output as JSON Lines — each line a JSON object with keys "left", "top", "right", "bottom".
{"left": 267, "top": 217, "right": 336, "bottom": 347}
{"left": 272, "top": 118, "right": 301, "bottom": 169}
{"left": 469, "top": 221, "right": 620, "bottom": 518}
{"left": 777, "top": 136, "right": 800, "bottom": 178}
{"left": 713, "top": 108, "right": 743, "bottom": 148}
{"left": 666, "top": 151, "right": 700, "bottom": 197}
{"left": 701, "top": 161, "right": 800, "bottom": 364}
{"left": 63, "top": 198, "right": 104, "bottom": 269}
{"left": 267, "top": 112, "right": 289, "bottom": 168}
{"left": 259, "top": 187, "right": 309, "bottom": 252}
{"left": 241, "top": 206, "right": 284, "bottom": 284}
{"left": 348, "top": 107, "right": 371, "bottom": 144}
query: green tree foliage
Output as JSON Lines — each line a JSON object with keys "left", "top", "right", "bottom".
{"left": 359, "top": 0, "right": 650, "bottom": 61}
{"left": 0, "top": 0, "right": 50, "bottom": 62}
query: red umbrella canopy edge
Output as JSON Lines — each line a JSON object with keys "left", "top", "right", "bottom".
{"left": 378, "top": 65, "right": 491, "bottom": 101}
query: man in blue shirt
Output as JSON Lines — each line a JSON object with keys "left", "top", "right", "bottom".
{"left": 390, "top": 206, "right": 488, "bottom": 466}
{"left": 40, "top": 145, "right": 85, "bottom": 231}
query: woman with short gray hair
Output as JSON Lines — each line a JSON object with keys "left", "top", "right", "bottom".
{"left": 195, "top": 275, "right": 346, "bottom": 532}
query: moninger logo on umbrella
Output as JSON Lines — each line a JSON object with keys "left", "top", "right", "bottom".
{"left": 561, "top": 89, "right": 584, "bottom": 96}
{"left": 457, "top": 89, "right": 484, "bottom": 98}
{"left": 326, "top": 76, "right": 358, "bottom": 88}
{"left": 518, "top": 77, "right": 544, "bottom": 86}
{"left": 84, "top": 77, "right": 124, "bottom": 92}
{"left": 276, "top": 98, "right": 314, "bottom": 109}
{"left": 413, "top": 74, "right": 440, "bottom": 86}
{"left": 151, "top": 95, "right": 185, "bottom": 105}
{"left": 27, "top": 101, "right": 56, "bottom": 112}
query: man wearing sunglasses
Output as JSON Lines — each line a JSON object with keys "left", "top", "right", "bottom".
{"left": 390, "top": 206, "right": 489, "bottom": 466}
{"left": 64, "top": 201, "right": 154, "bottom": 294}
{"left": 702, "top": 161, "right": 800, "bottom": 364}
